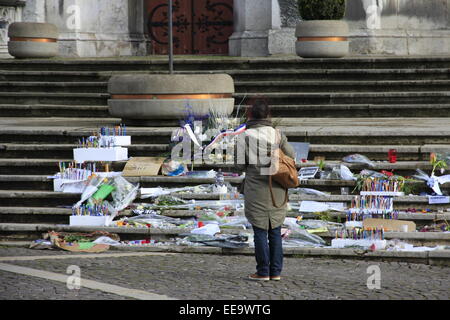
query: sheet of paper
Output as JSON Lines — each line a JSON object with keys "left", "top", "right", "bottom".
{"left": 428, "top": 196, "right": 450, "bottom": 204}
{"left": 299, "top": 201, "right": 330, "bottom": 213}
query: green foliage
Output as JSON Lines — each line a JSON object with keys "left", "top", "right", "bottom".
{"left": 316, "top": 159, "right": 326, "bottom": 171}
{"left": 431, "top": 158, "right": 448, "bottom": 176}
{"left": 314, "top": 211, "right": 334, "bottom": 222}
{"left": 298, "top": 0, "right": 346, "bottom": 20}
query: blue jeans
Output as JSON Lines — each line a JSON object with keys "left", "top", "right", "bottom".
{"left": 252, "top": 224, "right": 283, "bottom": 277}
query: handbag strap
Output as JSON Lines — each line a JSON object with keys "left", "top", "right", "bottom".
{"left": 269, "top": 176, "right": 289, "bottom": 208}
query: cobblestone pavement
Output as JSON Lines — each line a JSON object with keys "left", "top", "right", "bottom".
{"left": 0, "top": 248, "right": 448, "bottom": 300}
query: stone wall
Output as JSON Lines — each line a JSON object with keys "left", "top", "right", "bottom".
{"left": 346, "top": 0, "right": 450, "bottom": 55}
{"left": 21, "top": 0, "right": 148, "bottom": 57}
{"left": 270, "top": 0, "right": 450, "bottom": 56}
{"left": 0, "top": 1, "right": 25, "bottom": 58}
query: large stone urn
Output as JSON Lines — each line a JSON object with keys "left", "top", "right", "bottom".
{"left": 295, "top": 20, "right": 349, "bottom": 58}
{"left": 108, "top": 74, "right": 235, "bottom": 124}
{"left": 8, "top": 22, "right": 58, "bottom": 58}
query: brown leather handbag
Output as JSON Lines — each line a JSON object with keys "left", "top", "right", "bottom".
{"left": 269, "top": 146, "right": 299, "bottom": 208}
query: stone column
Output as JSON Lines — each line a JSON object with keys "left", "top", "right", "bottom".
{"left": 229, "top": 0, "right": 273, "bottom": 56}
{"left": 0, "top": 0, "right": 25, "bottom": 58}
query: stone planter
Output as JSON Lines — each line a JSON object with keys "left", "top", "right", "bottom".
{"left": 8, "top": 22, "right": 58, "bottom": 58}
{"left": 295, "top": 20, "right": 349, "bottom": 58}
{"left": 108, "top": 74, "right": 235, "bottom": 122}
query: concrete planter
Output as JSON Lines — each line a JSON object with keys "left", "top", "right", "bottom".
{"left": 8, "top": 22, "right": 58, "bottom": 59}
{"left": 295, "top": 20, "right": 349, "bottom": 58}
{"left": 108, "top": 74, "right": 235, "bottom": 122}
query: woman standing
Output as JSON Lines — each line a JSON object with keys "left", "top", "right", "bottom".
{"left": 237, "top": 100, "right": 296, "bottom": 281}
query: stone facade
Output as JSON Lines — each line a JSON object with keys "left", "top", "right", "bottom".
{"left": 346, "top": 0, "right": 450, "bottom": 55}
{"left": 2, "top": 0, "right": 449, "bottom": 57}
{"left": 18, "top": 0, "right": 148, "bottom": 57}
{"left": 0, "top": 1, "right": 24, "bottom": 58}
{"left": 264, "top": 0, "right": 450, "bottom": 56}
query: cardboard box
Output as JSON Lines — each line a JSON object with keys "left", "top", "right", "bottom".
{"left": 122, "top": 157, "right": 165, "bottom": 176}
{"left": 363, "top": 218, "right": 416, "bottom": 232}
{"left": 73, "top": 147, "right": 128, "bottom": 163}
{"left": 70, "top": 215, "right": 108, "bottom": 226}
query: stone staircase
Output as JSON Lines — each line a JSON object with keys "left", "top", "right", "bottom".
{"left": 0, "top": 56, "right": 450, "bottom": 248}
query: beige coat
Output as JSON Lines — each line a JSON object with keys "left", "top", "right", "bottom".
{"left": 236, "top": 120, "right": 296, "bottom": 230}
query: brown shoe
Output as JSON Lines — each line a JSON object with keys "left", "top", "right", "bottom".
{"left": 248, "top": 273, "right": 270, "bottom": 281}
{"left": 270, "top": 275, "right": 281, "bottom": 281}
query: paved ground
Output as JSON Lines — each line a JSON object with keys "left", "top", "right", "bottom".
{"left": 0, "top": 247, "right": 448, "bottom": 301}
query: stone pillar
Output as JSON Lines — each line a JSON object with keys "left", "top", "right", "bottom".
{"left": 229, "top": 0, "right": 273, "bottom": 56}
{"left": 0, "top": 0, "right": 25, "bottom": 58}
{"left": 345, "top": 0, "right": 450, "bottom": 55}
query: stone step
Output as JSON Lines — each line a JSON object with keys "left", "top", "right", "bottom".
{"left": 2, "top": 118, "right": 450, "bottom": 145}
{"left": 0, "top": 158, "right": 434, "bottom": 175}
{"left": 0, "top": 143, "right": 168, "bottom": 159}
{"left": 226, "top": 68, "right": 450, "bottom": 81}
{"left": 234, "top": 80, "right": 450, "bottom": 93}
{"left": 0, "top": 56, "right": 449, "bottom": 71}
{"left": 3, "top": 103, "right": 450, "bottom": 119}
{"left": 268, "top": 104, "right": 450, "bottom": 118}
{"left": 0, "top": 92, "right": 108, "bottom": 105}
{"left": 0, "top": 142, "right": 439, "bottom": 161}
{"left": 0, "top": 174, "right": 447, "bottom": 196}
{"left": 234, "top": 92, "right": 450, "bottom": 105}
{"left": 2, "top": 190, "right": 450, "bottom": 209}
{"left": 0, "top": 81, "right": 109, "bottom": 93}
{"left": 0, "top": 240, "right": 448, "bottom": 265}
{"left": 0, "top": 222, "right": 448, "bottom": 247}
{"left": 1, "top": 91, "right": 449, "bottom": 106}
{"left": 0, "top": 70, "right": 110, "bottom": 82}
{"left": 1, "top": 205, "right": 445, "bottom": 221}
{"left": 0, "top": 104, "right": 110, "bottom": 117}
{"left": 2, "top": 68, "right": 450, "bottom": 82}
{"left": 2, "top": 80, "right": 450, "bottom": 94}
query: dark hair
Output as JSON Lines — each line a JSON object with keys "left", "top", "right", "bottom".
{"left": 247, "top": 99, "right": 271, "bottom": 120}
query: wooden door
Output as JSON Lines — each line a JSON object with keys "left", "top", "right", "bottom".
{"left": 146, "top": 0, "right": 233, "bottom": 55}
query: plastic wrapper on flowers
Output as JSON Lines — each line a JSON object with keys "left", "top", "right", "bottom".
{"left": 283, "top": 217, "right": 326, "bottom": 246}
{"left": 177, "top": 233, "right": 249, "bottom": 249}
{"left": 412, "top": 168, "right": 450, "bottom": 196}
{"left": 342, "top": 154, "right": 375, "bottom": 168}
{"left": 289, "top": 188, "right": 330, "bottom": 197}
{"left": 297, "top": 220, "right": 345, "bottom": 235}
{"left": 140, "top": 184, "right": 214, "bottom": 199}
{"left": 112, "top": 213, "right": 196, "bottom": 230}
{"left": 71, "top": 175, "right": 139, "bottom": 226}
{"left": 318, "top": 164, "right": 356, "bottom": 181}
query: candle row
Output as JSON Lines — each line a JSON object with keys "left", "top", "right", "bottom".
{"left": 350, "top": 195, "right": 393, "bottom": 212}
{"left": 335, "top": 228, "right": 384, "bottom": 240}
{"left": 362, "top": 178, "right": 403, "bottom": 193}
{"left": 77, "top": 136, "right": 117, "bottom": 148}
{"left": 72, "top": 203, "right": 111, "bottom": 216}
{"left": 100, "top": 124, "right": 126, "bottom": 137}
{"left": 346, "top": 210, "right": 399, "bottom": 221}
